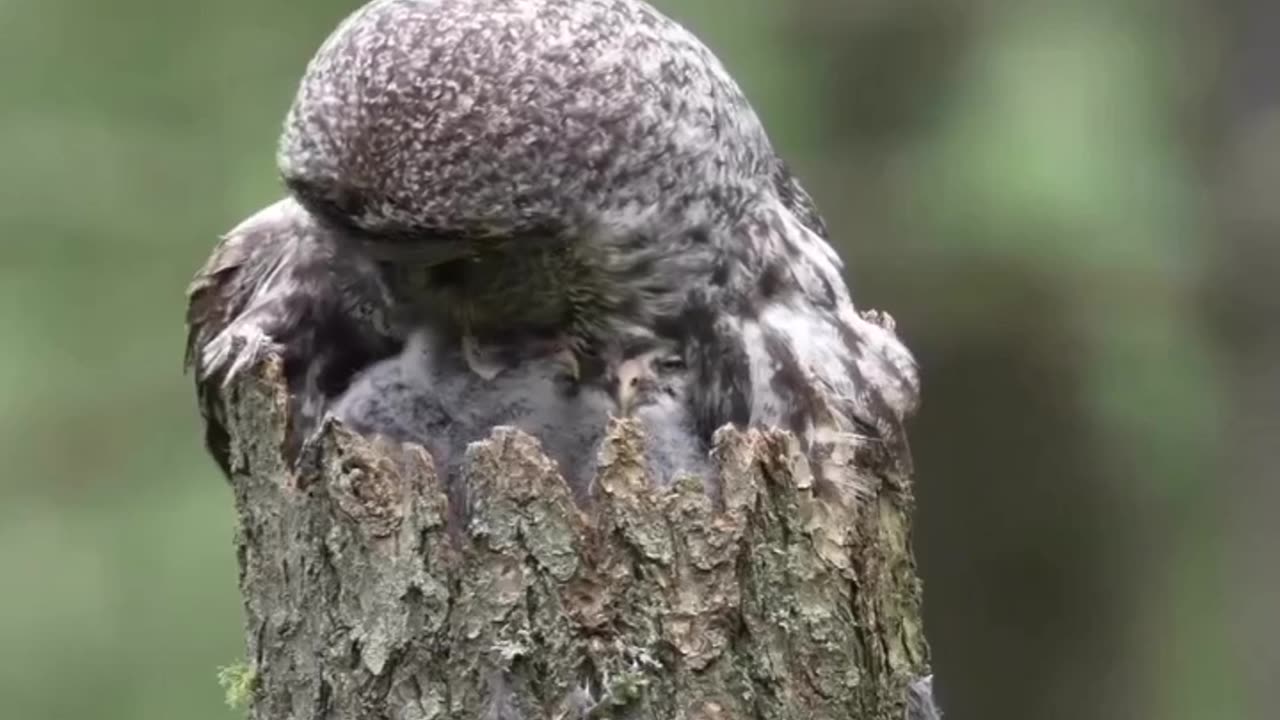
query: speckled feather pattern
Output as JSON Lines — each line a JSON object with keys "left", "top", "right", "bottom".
{"left": 188, "top": 0, "right": 921, "bottom": 487}
{"left": 184, "top": 198, "right": 401, "bottom": 473}
{"left": 280, "top": 0, "right": 773, "bottom": 240}
{"left": 331, "top": 328, "right": 709, "bottom": 516}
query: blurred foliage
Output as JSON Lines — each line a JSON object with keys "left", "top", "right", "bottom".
{"left": 0, "top": 0, "right": 1271, "bottom": 719}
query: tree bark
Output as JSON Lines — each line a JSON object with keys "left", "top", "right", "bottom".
{"left": 220, "top": 357, "right": 934, "bottom": 719}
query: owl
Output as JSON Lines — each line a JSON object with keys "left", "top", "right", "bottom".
{"left": 186, "top": 0, "right": 920, "bottom": 489}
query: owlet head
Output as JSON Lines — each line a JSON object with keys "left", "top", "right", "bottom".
{"left": 276, "top": 0, "right": 779, "bottom": 243}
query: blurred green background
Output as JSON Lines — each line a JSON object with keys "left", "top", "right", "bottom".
{"left": 2, "top": 0, "right": 1275, "bottom": 718}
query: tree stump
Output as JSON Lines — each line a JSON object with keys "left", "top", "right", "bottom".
{"left": 219, "top": 357, "right": 934, "bottom": 719}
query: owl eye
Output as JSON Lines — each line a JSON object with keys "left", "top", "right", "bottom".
{"left": 656, "top": 355, "right": 686, "bottom": 373}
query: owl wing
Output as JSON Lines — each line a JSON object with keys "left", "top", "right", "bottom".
{"left": 185, "top": 197, "right": 400, "bottom": 475}
{"left": 683, "top": 180, "right": 921, "bottom": 487}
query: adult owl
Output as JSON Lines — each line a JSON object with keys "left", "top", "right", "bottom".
{"left": 185, "top": 0, "right": 920, "bottom": 483}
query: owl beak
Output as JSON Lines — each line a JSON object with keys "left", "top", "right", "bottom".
{"left": 615, "top": 358, "right": 653, "bottom": 415}
{"left": 461, "top": 333, "right": 504, "bottom": 380}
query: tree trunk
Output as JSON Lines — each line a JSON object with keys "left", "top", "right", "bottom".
{"left": 219, "top": 357, "right": 935, "bottom": 719}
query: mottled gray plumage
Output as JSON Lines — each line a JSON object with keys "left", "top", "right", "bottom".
{"left": 331, "top": 328, "right": 709, "bottom": 517}
{"left": 184, "top": 198, "right": 399, "bottom": 473}
{"left": 187, "top": 0, "right": 921, "bottom": 493}
{"left": 281, "top": 0, "right": 767, "bottom": 241}
{"left": 279, "top": 0, "right": 747, "bottom": 365}
{"left": 331, "top": 328, "right": 615, "bottom": 511}
{"left": 616, "top": 341, "right": 713, "bottom": 487}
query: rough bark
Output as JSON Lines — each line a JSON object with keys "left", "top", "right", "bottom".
{"left": 220, "top": 357, "right": 932, "bottom": 719}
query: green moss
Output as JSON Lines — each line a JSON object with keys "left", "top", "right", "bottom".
{"left": 608, "top": 669, "right": 650, "bottom": 705}
{"left": 217, "top": 661, "right": 256, "bottom": 710}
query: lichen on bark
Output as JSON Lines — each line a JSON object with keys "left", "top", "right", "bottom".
{"left": 220, "top": 357, "right": 931, "bottom": 719}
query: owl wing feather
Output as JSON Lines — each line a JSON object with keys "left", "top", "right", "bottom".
{"left": 184, "top": 198, "right": 400, "bottom": 475}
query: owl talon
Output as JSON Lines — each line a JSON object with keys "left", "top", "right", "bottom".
{"left": 204, "top": 323, "right": 282, "bottom": 387}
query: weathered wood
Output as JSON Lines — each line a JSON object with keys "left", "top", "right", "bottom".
{"left": 221, "top": 357, "right": 933, "bottom": 719}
